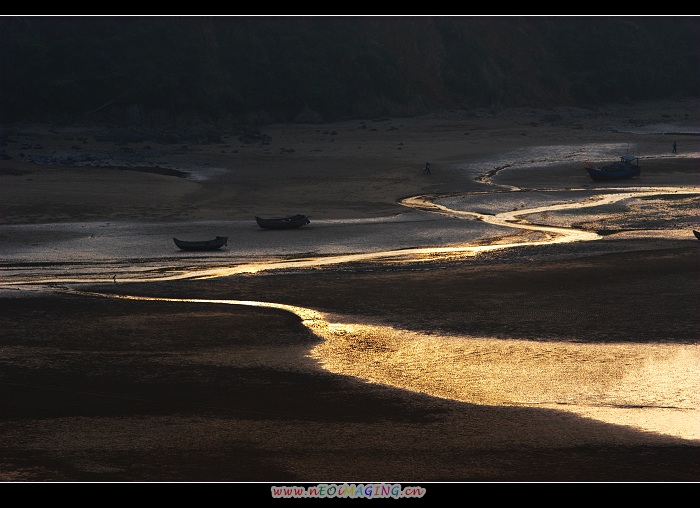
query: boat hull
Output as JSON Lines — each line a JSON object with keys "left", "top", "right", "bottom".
{"left": 584, "top": 159, "right": 641, "bottom": 181}
{"left": 585, "top": 167, "right": 641, "bottom": 181}
{"left": 255, "top": 215, "right": 310, "bottom": 229}
{"left": 173, "top": 236, "right": 228, "bottom": 251}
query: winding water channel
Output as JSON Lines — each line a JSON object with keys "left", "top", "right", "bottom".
{"left": 3, "top": 166, "right": 700, "bottom": 442}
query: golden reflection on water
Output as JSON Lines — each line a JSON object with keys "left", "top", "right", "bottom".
{"left": 96, "top": 293, "right": 700, "bottom": 441}
{"left": 308, "top": 319, "right": 700, "bottom": 441}
{"left": 11, "top": 182, "right": 700, "bottom": 443}
{"left": 2, "top": 186, "right": 697, "bottom": 286}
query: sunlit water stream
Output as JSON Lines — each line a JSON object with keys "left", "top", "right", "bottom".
{"left": 3, "top": 146, "right": 700, "bottom": 442}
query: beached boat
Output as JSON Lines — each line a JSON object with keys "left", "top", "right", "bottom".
{"left": 693, "top": 230, "right": 700, "bottom": 241}
{"left": 255, "top": 214, "right": 310, "bottom": 229}
{"left": 173, "top": 236, "right": 228, "bottom": 251}
{"left": 584, "top": 155, "right": 641, "bottom": 181}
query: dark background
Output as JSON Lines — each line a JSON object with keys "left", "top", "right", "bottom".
{"left": 2, "top": 16, "right": 699, "bottom": 126}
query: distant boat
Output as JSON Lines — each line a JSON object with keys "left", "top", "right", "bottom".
{"left": 255, "top": 214, "right": 310, "bottom": 229}
{"left": 173, "top": 236, "right": 228, "bottom": 251}
{"left": 584, "top": 155, "right": 641, "bottom": 181}
{"left": 693, "top": 230, "right": 700, "bottom": 241}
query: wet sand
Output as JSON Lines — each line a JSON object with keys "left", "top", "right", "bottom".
{"left": 1, "top": 98, "right": 699, "bottom": 483}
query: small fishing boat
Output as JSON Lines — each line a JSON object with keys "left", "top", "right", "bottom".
{"left": 173, "top": 236, "right": 228, "bottom": 251}
{"left": 255, "top": 214, "right": 310, "bottom": 229}
{"left": 584, "top": 155, "right": 641, "bottom": 181}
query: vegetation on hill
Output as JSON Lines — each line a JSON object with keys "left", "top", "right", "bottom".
{"left": 1, "top": 16, "right": 698, "bottom": 126}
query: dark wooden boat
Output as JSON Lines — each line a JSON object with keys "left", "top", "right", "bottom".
{"left": 173, "top": 236, "right": 228, "bottom": 251}
{"left": 584, "top": 155, "right": 641, "bottom": 181}
{"left": 255, "top": 214, "right": 310, "bottom": 229}
{"left": 693, "top": 230, "right": 700, "bottom": 241}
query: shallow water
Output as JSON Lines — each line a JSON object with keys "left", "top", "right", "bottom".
{"left": 309, "top": 316, "right": 700, "bottom": 441}
{"left": 3, "top": 143, "right": 700, "bottom": 442}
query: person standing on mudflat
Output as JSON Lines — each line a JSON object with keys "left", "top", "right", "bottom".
{"left": 673, "top": 141, "right": 677, "bottom": 153}
{"left": 423, "top": 162, "right": 431, "bottom": 175}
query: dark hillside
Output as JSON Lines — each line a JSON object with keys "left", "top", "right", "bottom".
{"left": 1, "top": 16, "right": 698, "bottom": 126}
